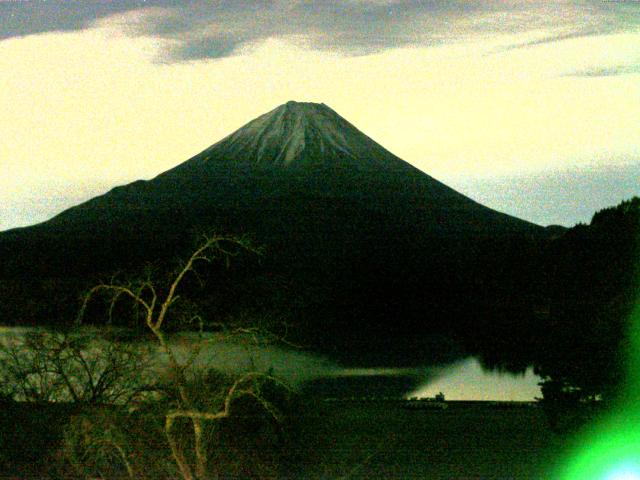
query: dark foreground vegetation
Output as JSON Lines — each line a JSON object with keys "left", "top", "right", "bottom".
{"left": 0, "top": 396, "right": 577, "bottom": 479}
{"left": 0, "top": 384, "right": 293, "bottom": 479}
{"left": 0, "top": 197, "right": 637, "bottom": 478}
{"left": 285, "top": 400, "right": 568, "bottom": 479}
{"left": 1, "top": 237, "right": 296, "bottom": 479}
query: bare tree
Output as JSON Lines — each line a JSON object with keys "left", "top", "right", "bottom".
{"left": 78, "top": 234, "right": 290, "bottom": 480}
{"left": 0, "top": 330, "right": 151, "bottom": 405}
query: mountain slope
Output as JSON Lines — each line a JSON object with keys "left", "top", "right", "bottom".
{"left": 38, "top": 101, "right": 536, "bottom": 238}
{"left": 0, "top": 102, "right": 547, "bottom": 366}
{"left": 175, "top": 101, "right": 416, "bottom": 169}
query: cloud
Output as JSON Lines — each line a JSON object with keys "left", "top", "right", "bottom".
{"left": 0, "top": 1, "right": 140, "bottom": 40}
{"left": 493, "top": 29, "right": 603, "bottom": 52}
{"left": 567, "top": 64, "right": 640, "bottom": 77}
{"left": 2, "top": 1, "right": 638, "bottom": 62}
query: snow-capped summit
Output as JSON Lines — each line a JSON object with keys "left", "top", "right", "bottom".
{"left": 184, "top": 101, "right": 411, "bottom": 169}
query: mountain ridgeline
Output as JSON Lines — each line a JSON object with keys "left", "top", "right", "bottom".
{"left": 1, "top": 102, "right": 551, "bottom": 366}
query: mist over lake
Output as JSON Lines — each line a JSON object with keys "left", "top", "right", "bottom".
{"left": 0, "top": 326, "right": 541, "bottom": 401}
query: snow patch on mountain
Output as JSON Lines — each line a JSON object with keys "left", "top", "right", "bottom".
{"left": 191, "top": 101, "right": 411, "bottom": 169}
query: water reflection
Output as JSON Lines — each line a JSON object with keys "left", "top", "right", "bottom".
{"left": 0, "top": 327, "right": 541, "bottom": 400}
{"left": 407, "top": 357, "right": 542, "bottom": 401}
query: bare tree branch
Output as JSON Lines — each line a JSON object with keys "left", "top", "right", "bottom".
{"left": 69, "top": 234, "right": 290, "bottom": 480}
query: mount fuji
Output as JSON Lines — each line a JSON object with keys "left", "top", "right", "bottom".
{"left": 0, "top": 102, "right": 548, "bottom": 366}
{"left": 173, "top": 101, "right": 431, "bottom": 170}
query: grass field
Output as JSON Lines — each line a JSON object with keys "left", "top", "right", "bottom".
{"left": 1, "top": 398, "right": 580, "bottom": 479}
{"left": 282, "top": 400, "right": 569, "bottom": 479}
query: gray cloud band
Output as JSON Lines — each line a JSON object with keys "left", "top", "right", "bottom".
{"left": 1, "top": 0, "right": 638, "bottom": 66}
{"left": 567, "top": 64, "right": 640, "bottom": 77}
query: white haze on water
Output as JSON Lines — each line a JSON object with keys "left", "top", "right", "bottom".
{"left": 0, "top": 327, "right": 541, "bottom": 400}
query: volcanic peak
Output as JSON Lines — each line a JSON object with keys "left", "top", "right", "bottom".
{"left": 187, "top": 101, "right": 409, "bottom": 170}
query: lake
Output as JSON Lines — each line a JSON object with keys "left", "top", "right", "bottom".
{"left": 0, "top": 326, "right": 541, "bottom": 401}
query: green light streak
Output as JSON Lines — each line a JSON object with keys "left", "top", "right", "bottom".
{"left": 558, "top": 247, "right": 640, "bottom": 479}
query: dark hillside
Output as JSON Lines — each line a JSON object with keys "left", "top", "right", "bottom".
{"left": 533, "top": 197, "right": 640, "bottom": 401}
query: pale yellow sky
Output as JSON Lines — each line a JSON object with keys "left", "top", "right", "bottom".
{"left": 1, "top": 13, "right": 639, "bottom": 230}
